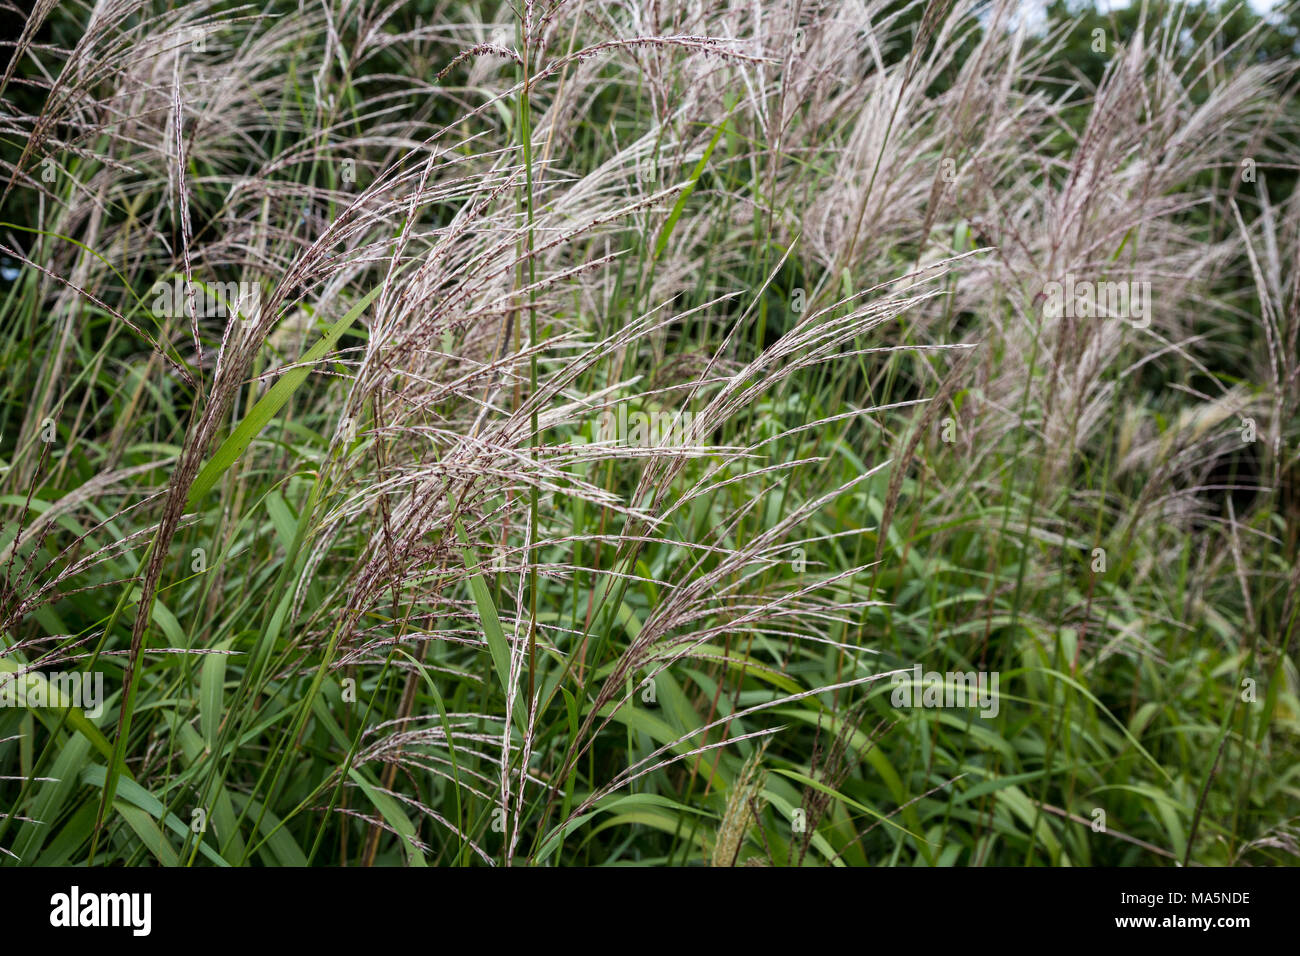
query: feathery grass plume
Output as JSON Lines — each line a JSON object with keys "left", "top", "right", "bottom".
{"left": 0, "top": 0, "right": 1296, "bottom": 868}
{"left": 710, "top": 740, "right": 768, "bottom": 867}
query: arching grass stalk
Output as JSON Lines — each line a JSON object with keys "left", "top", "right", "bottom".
{"left": 517, "top": 4, "right": 541, "bottom": 740}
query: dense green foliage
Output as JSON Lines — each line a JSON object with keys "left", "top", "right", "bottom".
{"left": 0, "top": 0, "right": 1296, "bottom": 866}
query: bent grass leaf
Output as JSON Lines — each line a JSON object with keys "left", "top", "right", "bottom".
{"left": 186, "top": 284, "right": 383, "bottom": 509}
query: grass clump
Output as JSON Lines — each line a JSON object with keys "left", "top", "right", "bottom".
{"left": 0, "top": 0, "right": 1297, "bottom": 866}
